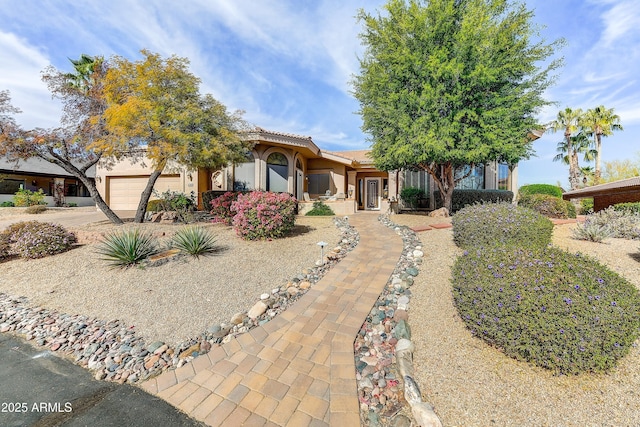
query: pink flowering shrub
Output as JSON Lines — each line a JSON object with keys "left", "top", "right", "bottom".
{"left": 210, "top": 192, "right": 240, "bottom": 225}
{"left": 1, "top": 221, "right": 77, "bottom": 259}
{"left": 231, "top": 191, "right": 296, "bottom": 240}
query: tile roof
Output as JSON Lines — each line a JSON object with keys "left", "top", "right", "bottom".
{"left": 253, "top": 127, "right": 313, "bottom": 141}
{"left": 324, "top": 149, "right": 373, "bottom": 164}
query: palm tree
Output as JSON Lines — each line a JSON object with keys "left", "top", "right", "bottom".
{"left": 553, "top": 131, "right": 596, "bottom": 187}
{"left": 64, "top": 54, "right": 100, "bottom": 92}
{"left": 582, "top": 105, "right": 623, "bottom": 184}
{"left": 548, "top": 107, "right": 583, "bottom": 190}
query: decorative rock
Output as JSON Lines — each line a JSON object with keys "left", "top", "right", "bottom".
{"left": 153, "top": 344, "right": 168, "bottom": 355}
{"left": 230, "top": 313, "right": 246, "bottom": 325}
{"left": 286, "top": 286, "right": 299, "bottom": 296}
{"left": 144, "top": 355, "right": 160, "bottom": 369}
{"left": 412, "top": 249, "right": 424, "bottom": 258}
{"left": 405, "top": 267, "right": 419, "bottom": 277}
{"left": 147, "top": 341, "right": 164, "bottom": 354}
{"left": 390, "top": 414, "right": 412, "bottom": 427}
{"left": 260, "top": 293, "right": 270, "bottom": 300}
{"left": 299, "top": 281, "right": 311, "bottom": 290}
{"left": 393, "top": 320, "right": 411, "bottom": 340}
{"left": 247, "top": 301, "right": 268, "bottom": 319}
{"left": 179, "top": 343, "right": 200, "bottom": 359}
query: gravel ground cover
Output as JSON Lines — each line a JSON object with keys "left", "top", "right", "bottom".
{"left": 390, "top": 212, "right": 640, "bottom": 427}
{"left": 0, "top": 215, "right": 341, "bottom": 346}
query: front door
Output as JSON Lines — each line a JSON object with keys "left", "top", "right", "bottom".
{"left": 365, "top": 178, "right": 381, "bottom": 210}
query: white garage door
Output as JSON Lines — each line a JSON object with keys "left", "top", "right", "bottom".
{"left": 108, "top": 175, "right": 182, "bottom": 210}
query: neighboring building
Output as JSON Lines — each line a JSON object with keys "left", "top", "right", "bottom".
{"left": 94, "top": 127, "right": 524, "bottom": 213}
{"left": 0, "top": 157, "right": 95, "bottom": 207}
{"left": 562, "top": 177, "right": 640, "bottom": 211}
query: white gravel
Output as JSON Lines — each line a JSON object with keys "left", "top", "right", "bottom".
{"left": 391, "top": 213, "right": 640, "bottom": 427}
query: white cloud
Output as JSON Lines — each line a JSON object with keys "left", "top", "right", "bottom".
{"left": 0, "top": 31, "right": 60, "bottom": 128}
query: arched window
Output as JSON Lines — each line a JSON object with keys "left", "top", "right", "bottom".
{"left": 267, "top": 152, "right": 289, "bottom": 193}
{"left": 233, "top": 153, "right": 255, "bottom": 191}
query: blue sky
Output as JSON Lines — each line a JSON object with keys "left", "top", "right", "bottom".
{"left": 1, "top": 0, "right": 638, "bottom": 188}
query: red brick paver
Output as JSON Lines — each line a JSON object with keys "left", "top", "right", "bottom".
{"left": 141, "top": 213, "right": 403, "bottom": 426}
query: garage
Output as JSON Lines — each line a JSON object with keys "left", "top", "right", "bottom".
{"left": 107, "top": 175, "right": 182, "bottom": 210}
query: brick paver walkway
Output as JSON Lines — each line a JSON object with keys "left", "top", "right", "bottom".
{"left": 141, "top": 213, "right": 403, "bottom": 426}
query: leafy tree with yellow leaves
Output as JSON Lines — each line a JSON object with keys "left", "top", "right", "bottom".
{"left": 102, "top": 50, "right": 251, "bottom": 223}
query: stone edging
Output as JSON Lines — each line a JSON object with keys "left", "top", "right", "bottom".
{"left": 0, "top": 217, "right": 359, "bottom": 385}
{"left": 354, "top": 215, "right": 443, "bottom": 427}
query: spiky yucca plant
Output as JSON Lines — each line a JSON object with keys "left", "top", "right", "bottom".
{"left": 171, "top": 226, "right": 217, "bottom": 258}
{"left": 96, "top": 229, "right": 157, "bottom": 267}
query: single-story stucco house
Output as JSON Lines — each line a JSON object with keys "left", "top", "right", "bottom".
{"left": 94, "top": 127, "right": 526, "bottom": 214}
{"left": 562, "top": 176, "right": 640, "bottom": 211}
{"left": 0, "top": 157, "right": 95, "bottom": 207}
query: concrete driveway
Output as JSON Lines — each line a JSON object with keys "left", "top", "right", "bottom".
{"left": 0, "top": 207, "right": 136, "bottom": 230}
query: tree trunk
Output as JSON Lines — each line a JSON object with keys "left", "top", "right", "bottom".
{"left": 423, "top": 162, "right": 455, "bottom": 213}
{"left": 566, "top": 133, "right": 579, "bottom": 191}
{"left": 77, "top": 175, "right": 124, "bottom": 224}
{"left": 134, "top": 169, "right": 163, "bottom": 223}
{"left": 594, "top": 133, "right": 602, "bottom": 185}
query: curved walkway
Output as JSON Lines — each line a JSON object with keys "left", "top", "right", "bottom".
{"left": 141, "top": 213, "right": 404, "bottom": 426}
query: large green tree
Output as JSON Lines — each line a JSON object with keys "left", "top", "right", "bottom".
{"left": 102, "top": 50, "right": 251, "bottom": 223}
{"left": 582, "top": 105, "right": 623, "bottom": 184}
{"left": 352, "top": 0, "right": 562, "bottom": 211}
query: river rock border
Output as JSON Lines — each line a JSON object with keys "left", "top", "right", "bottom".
{"left": 354, "top": 215, "right": 442, "bottom": 427}
{"left": 0, "top": 217, "right": 358, "bottom": 385}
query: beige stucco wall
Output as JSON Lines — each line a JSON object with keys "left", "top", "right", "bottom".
{"left": 95, "top": 157, "right": 200, "bottom": 204}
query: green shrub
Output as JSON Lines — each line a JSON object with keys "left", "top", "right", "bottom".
{"left": 400, "top": 187, "right": 425, "bottom": 210}
{"left": 146, "top": 199, "right": 163, "bottom": 212}
{"left": 518, "top": 194, "right": 570, "bottom": 219}
{"left": 65, "top": 202, "right": 78, "bottom": 207}
{"left": 518, "top": 184, "right": 563, "bottom": 198}
{"left": 565, "top": 201, "right": 577, "bottom": 219}
{"left": 572, "top": 220, "right": 613, "bottom": 242}
{"left": 152, "top": 190, "right": 196, "bottom": 223}
{"left": 0, "top": 201, "right": 14, "bottom": 207}
{"left": 305, "top": 201, "right": 335, "bottom": 216}
{"left": 25, "top": 205, "right": 47, "bottom": 214}
{"left": 96, "top": 229, "right": 157, "bottom": 267}
{"left": 434, "top": 189, "right": 514, "bottom": 212}
{"left": 452, "top": 202, "right": 553, "bottom": 250}
{"left": 580, "top": 198, "right": 594, "bottom": 214}
{"left": 2, "top": 221, "right": 76, "bottom": 259}
{"left": 452, "top": 245, "right": 640, "bottom": 374}
{"left": 13, "top": 188, "right": 46, "bottom": 207}
{"left": 171, "top": 226, "right": 217, "bottom": 258}
{"left": 582, "top": 207, "right": 640, "bottom": 240}
{"left": 613, "top": 202, "right": 640, "bottom": 215}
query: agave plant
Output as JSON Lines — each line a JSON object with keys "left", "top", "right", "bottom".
{"left": 96, "top": 229, "right": 157, "bottom": 267}
{"left": 171, "top": 226, "right": 218, "bottom": 258}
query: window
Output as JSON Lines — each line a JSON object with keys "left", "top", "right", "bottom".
{"left": 0, "top": 179, "right": 24, "bottom": 194}
{"left": 498, "top": 162, "right": 510, "bottom": 190}
{"left": 403, "top": 170, "right": 429, "bottom": 194}
{"left": 266, "top": 152, "right": 288, "bottom": 193}
{"left": 233, "top": 153, "right": 255, "bottom": 191}
{"left": 455, "top": 164, "right": 485, "bottom": 190}
{"left": 308, "top": 173, "right": 330, "bottom": 196}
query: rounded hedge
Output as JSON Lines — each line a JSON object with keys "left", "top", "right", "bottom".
{"left": 518, "top": 193, "right": 576, "bottom": 219}
{"left": 452, "top": 202, "right": 553, "bottom": 249}
{"left": 518, "top": 184, "right": 563, "bottom": 198}
{"left": 2, "top": 221, "right": 77, "bottom": 259}
{"left": 452, "top": 245, "right": 640, "bottom": 374}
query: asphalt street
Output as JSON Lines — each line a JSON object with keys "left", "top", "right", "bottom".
{"left": 0, "top": 334, "right": 204, "bottom": 427}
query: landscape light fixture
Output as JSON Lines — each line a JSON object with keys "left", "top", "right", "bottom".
{"left": 317, "top": 241, "right": 327, "bottom": 265}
